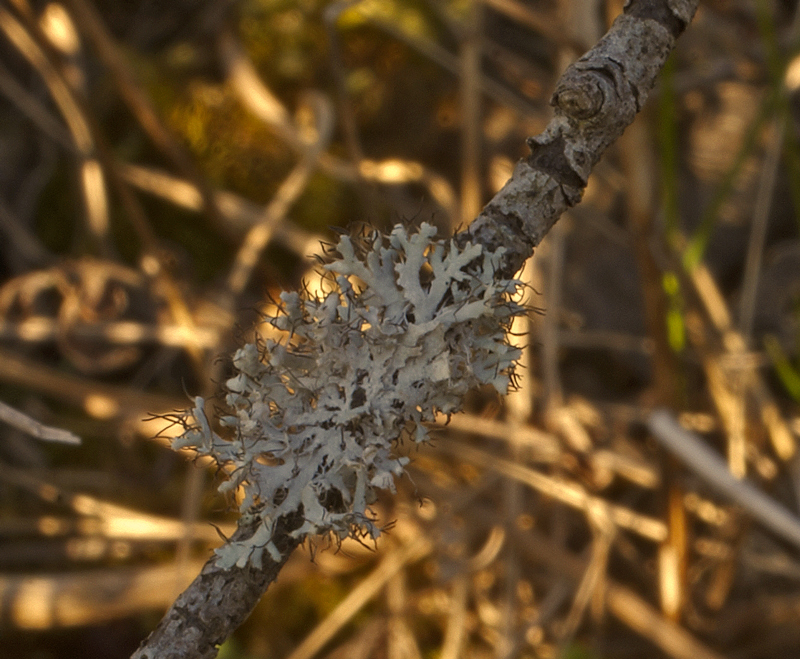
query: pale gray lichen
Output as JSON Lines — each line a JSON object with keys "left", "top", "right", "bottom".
{"left": 173, "top": 222, "right": 524, "bottom": 568}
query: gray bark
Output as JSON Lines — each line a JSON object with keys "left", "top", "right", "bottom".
{"left": 457, "top": 0, "right": 698, "bottom": 277}
{"left": 130, "top": 517, "right": 302, "bottom": 659}
{"left": 132, "top": 0, "right": 699, "bottom": 656}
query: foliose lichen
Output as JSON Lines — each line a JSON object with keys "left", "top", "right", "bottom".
{"left": 173, "top": 222, "right": 524, "bottom": 568}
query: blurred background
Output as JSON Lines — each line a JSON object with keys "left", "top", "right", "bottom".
{"left": 1, "top": 0, "right": 800, "bottom": 657}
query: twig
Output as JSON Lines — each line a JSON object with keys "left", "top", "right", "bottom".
{"left": 649, "top": 409, "right": 800, "bottom": 550}
{"left": 131, "top": 521, "right": 302, "bottom": 659}
{"left": 132, "top": 1, "right": 699, "bottom": 655}
{"left": 456, "top": 0, "right": 697, "bottom": 277}
{"left": 0, "top": 400, "right": 80, "bottom": 445}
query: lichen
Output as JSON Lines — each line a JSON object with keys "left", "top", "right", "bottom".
{"left": 173, "top": 223, "right": 524, "bottom": 568}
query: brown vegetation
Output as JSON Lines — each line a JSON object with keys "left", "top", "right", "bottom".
{"left": 1, "top": 1, "right": 800, "bottom": 658}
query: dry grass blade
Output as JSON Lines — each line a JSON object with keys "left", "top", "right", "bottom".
{"left": 482, "top": 0, "right": 567, "bottom": 46}
{"left": 0, "top": 6, "right": 110, "bottom": 246}
{"left": 118, "top": 163, "right": 325, "bottom": 258}
{"left": 219, "top": 30, "right": 304, "bottom": 149}
{"left": 0, "top": 316, "right": 219, "bottom": 350}
{"left": 61, "top": 0, "right": 223, "bottom": 226}
{"left": 459, "top": 0, "right": 482, "bottom": 228}
{"left": 0, "top": 561, "right": 207, "bottom": 629}
{"left": 438, "top": 437, "right": 668, "bottom": 542}
{"left": 434, "top": 411, "right": 561, "bottom": 461}
{"left": 0, "top": 59, "right": 73, "bottom": 150}
{"left": 0, "top": 463, "right": 232, "bottom": 543}
{"left": 286, "top": 535, "right": 432, "bottom": 659}
{"left": 0, "top": 346, "right": 184, "bottom": 420}
{"left": 688, "top": 264, "right": 796, "bottom": 461}
{"left": 0, "top": 7, "right": 91, "bottom": 151}
{"left": 517, "top": 528, "right": 726, "bottom": 659}
{"left": 386, "top": 571, "right": 423, "bottom": 659}
{"left": 4, "top": 0, "right": 797, "bottom": 656}
{"left": 605, "top": 585, "right": 725, "bottom": 659}
{"left": 557, "top": 504, "right": 613, "bottom": 645}
{"left": 440, "top": 575, "right": 469, "bottom": 659}
{"left": 738, "top": 118, "right": 785, "bottom": 342}
{"left": 226, "top": 87, "right": 333, "bottom": 298}
{"left": 0, "top": 197, "right": 53, "bottom": 267}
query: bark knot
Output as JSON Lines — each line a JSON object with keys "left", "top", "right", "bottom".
{"left": 552, "top": 77, "right": 604, "bottom": 119}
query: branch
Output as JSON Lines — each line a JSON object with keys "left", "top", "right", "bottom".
{"left": 456, "top": 0, "right": 697, "bottom": 277}
{"left": 132, "top": 1, "right": 699, "bottom": 656}
{"left": 130, "top": 516, "right": 302, "bottom": 659}
{"left": 649, "top": 409, "right": 800, "bottom": 549}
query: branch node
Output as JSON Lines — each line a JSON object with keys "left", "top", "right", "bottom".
{"left": 551, "top": 76, "right": 605, "bottom": 120}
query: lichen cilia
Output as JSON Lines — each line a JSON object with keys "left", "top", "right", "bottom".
{"left": 172, "top": 222, "right": 525, "bottom": 568}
